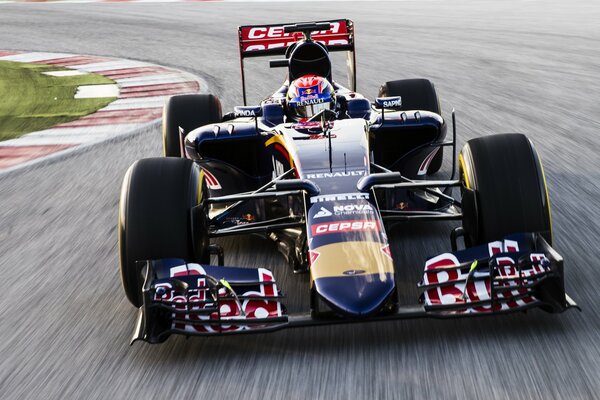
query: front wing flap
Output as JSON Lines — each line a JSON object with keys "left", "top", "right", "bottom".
{"left": 131, "top": 259, "right": 287, "bottom": 344}
{"left": 131, "top": 233, "right": 577, "bottom": 344}
{"left": 418, "top": 233, "right": 574, "bottom": 315}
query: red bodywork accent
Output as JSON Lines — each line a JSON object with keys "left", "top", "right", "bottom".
{"left": 202, "top": 168, "right": 222, "bottom": 190}
{"left": 311, "top": 220, "right": 380, "bottom": 236}
{"left": 308, "top": 250, "right": 320, "bottom": 266}
{"left": 381, "top": 245, "right": 393, "bottom": 261}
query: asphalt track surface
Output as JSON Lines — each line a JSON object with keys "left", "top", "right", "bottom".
{"left": 1, "top": 1, "right": 599, "bottom": 399}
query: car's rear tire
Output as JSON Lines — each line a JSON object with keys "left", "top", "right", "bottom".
{"left": 460, "top": 133, "right": 552, "bottom": 246}
{"left": 118, "top": 157, "right": 210, "bottom": 307}
{"left": 378, "top": 79, "right": 443, "bottom": 174}
{"left": 162, "top": 94, "right": 222, "bottom": 157}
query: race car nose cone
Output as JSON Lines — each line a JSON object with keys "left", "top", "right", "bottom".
{"left": 314, "top": 273, "right": 395, "bottom": 317}
{"left": 308, "top": 241, "right": 396, "bottom": 316}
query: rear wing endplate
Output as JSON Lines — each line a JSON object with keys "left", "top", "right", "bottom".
{"left": 237, "top": 19, "right": 356, "bottom": 104}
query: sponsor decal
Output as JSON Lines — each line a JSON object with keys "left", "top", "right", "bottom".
{"left": 168, "top": 263, "right": 206, "bottom": 278}
{"left": 291, "top": 121, "right": 322, "bottom": 130}
{"left": 161, "top": 265, "right": 283, "bottom": 333}
{"left": 314, "top": 207, "right": 333, "bottom": 218}
{"left": 343, "top": 269, "right": 366, "bottom": 276}
{"left": 308, "top": 250, "right": 320, "bottom": 265}
{"left": 310, "top": 192, "right": 369, "bottom": 203}
{"left": 240, "top": 21, "right": 349, "bottom": 53}
{"left": 308, "top": 133, "right": 336, "bottom": 140}
{"left": 223, "top": 213, "right": 256, "bottom": 226}
{"left": 233, "top": 106, "right": 262, "bottom": 118}
{"left": 421, "top": 239, "right": 547, "bottom": 314}
{"left": 333, "top": 203, "right": 374, "bottom": 216}
{"left": 382, "top": 98, "right": 402, "bottom": 108}
{"left": 305, "top": 170, "right": 365, "bottom": 179}
{"left": 300, "top": 94, "right": 319, "bottom": 101}
{"left": 504, "top": 240, "right": 519, "bottom": 253}
{"left": 244, "top": 23, "right": 342, "bottom": 40}
{"left": 293, "top": 97, "right": 327, "bottom": 106}
{"left": 246, "top": 26, "right": 288, "bottom": 39}
{"left": 311, "top": 220, "right": 380, "bottom": 236}
{"left": 488, "top": 239, "right": 519, "bottom": 255}
{"left": 236, "top": 109, "right": 257, "bottom": 117}
{"left": 375, "top": 96, "right": 402, "bottom": 109}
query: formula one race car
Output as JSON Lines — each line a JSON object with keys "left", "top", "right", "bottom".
{"left": 118, "top": 19, "right": 578, "bottom": 344}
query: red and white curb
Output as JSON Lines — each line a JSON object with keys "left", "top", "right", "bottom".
{"left": 0, "top": 50, "right": 203, "bottom": 173}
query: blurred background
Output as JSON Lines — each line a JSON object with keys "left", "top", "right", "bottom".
{"left": 0, "top": 1, "right": 599, "bottom": 399}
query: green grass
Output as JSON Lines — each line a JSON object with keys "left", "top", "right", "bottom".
{"left": 0, "top": 60, "right": 117, "bottom": 141}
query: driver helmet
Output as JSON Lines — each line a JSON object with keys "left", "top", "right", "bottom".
{"left": 286, "top": 75, "right": 335, "bottom": 121}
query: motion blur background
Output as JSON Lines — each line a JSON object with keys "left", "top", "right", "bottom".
{"left": 0, "top": 1, "right": 599, "bottom": 399}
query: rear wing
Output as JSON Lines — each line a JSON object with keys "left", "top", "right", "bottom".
{"left": 237, "top": 19, "right": 356, "bottom": 105}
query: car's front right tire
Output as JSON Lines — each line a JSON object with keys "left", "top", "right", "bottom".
{"left": 460, "top": 133, "right": 552, "bottom": 246}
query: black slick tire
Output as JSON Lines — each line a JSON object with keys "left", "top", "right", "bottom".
{"left": 162, "top": 94, "right": 222, "bottom": 157}
{"left": 118, "top": 157, "right": 209, "bottom": 307}
{"left": 459, "top": 133, "right": 552, "bottom": 246}
{"left": 378, "top": 79, "right": 443, "bottom": 174}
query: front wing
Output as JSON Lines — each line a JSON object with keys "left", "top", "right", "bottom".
{"left": 131, "top": 233, "right": 578, "bottom": 344}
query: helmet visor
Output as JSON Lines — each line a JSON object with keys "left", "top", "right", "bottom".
{"left": 295, "top": 101, "right": 332, "bottom": 119}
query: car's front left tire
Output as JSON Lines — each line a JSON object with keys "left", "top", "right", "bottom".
{"left": 118, "top": 157, "right": 209, "bottom": 307}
